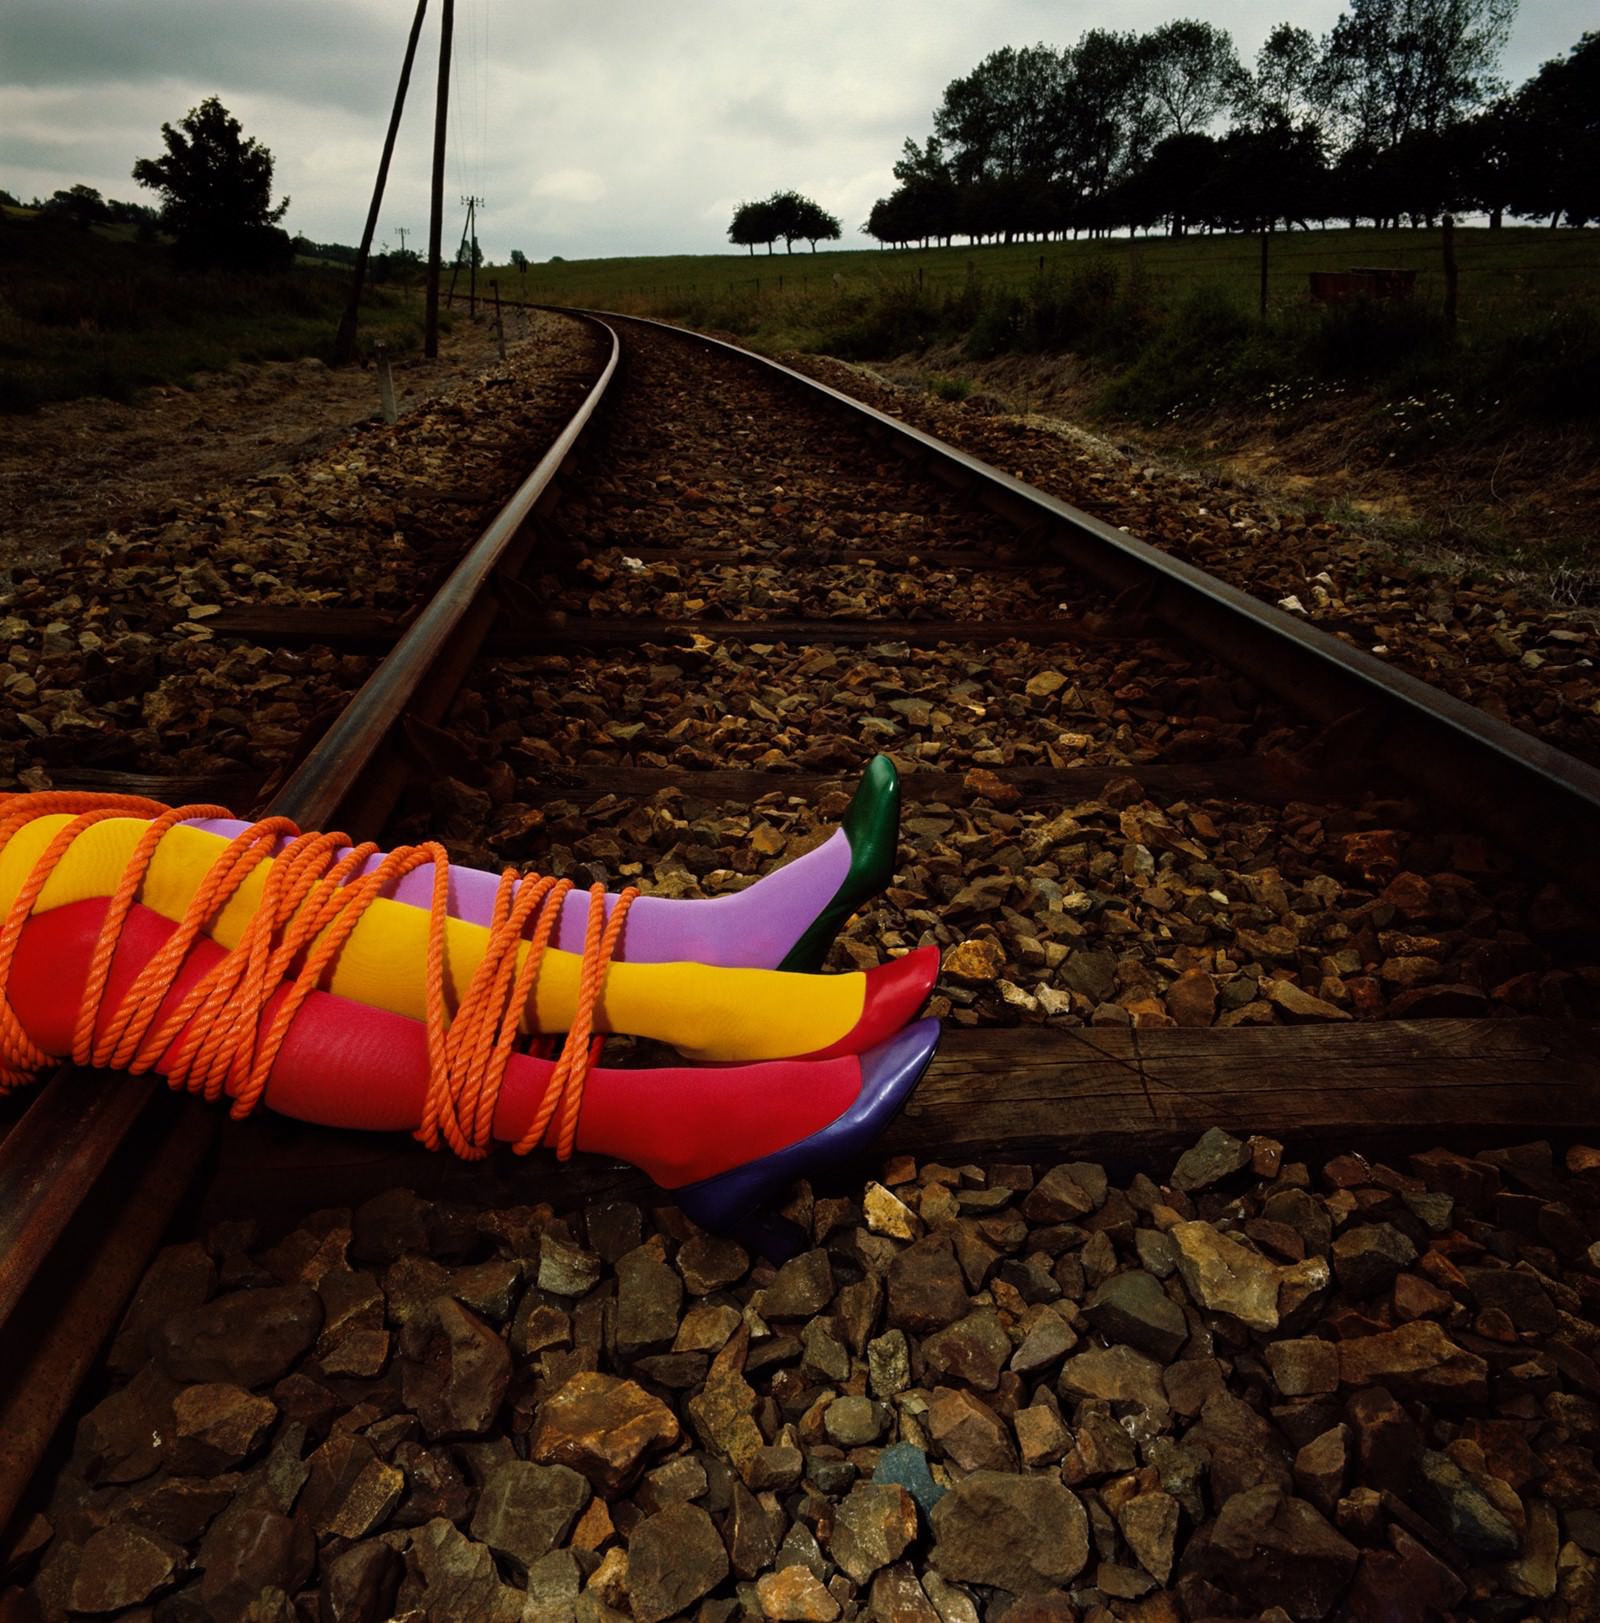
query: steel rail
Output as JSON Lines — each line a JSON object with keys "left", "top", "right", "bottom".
{"left": 579, "top": 309, "right": 1600, "bottom": 910}
{"left": 0, "top": 316, "right": 620, "bottom": 1529}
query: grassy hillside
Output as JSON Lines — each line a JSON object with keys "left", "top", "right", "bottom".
{"left": 0, "top": 209, "right": 433, "bottom": 411}
{"left": 495, "top": 223, "right": 1597, "bottom": 454}
{"left": 496, "top": 224, "right": 1598, "bottom": 594}
{"left": 502, "top": 225, "right": 1597, "bottom": 334}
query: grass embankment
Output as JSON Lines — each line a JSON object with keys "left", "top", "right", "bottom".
{"left": 505, "top": 227, "right": 1600, "bottom": 596}
{"left": 0, "top": 210, "right": 435, "bottom": 412}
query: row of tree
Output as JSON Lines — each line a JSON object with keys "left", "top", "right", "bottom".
{"left": 862, "top": 3, "right": 1597, "bottom": 246}
{"left": 728, "top": 190, "right": 843, "bottom": 254}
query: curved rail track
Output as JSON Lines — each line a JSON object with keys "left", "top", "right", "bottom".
{"left": 2, "top": 309, "right": 1598, "bottom": 1560}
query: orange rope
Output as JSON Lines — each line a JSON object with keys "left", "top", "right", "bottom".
{"left": 0, "top": 791, "right": 637, "bottom": 1160}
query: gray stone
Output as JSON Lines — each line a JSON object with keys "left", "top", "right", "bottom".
{"left": 155, "top": 1285, "right": 323, "bottom": 1388}
{"left": 1057, "top": 1344, "right": 1168, "bottom": 1415}
{"left": 930, "top": 1471, "right": 1089, "bottom": 1594}
{"left": 469, "top": 1459, "right": 591, "bottom": 1577}
{"left": 319, "top": 1540, "right": 403, "bottom": 1623}
{"left": 299, "top": 1434, "right": 404, "bottom": 1539}
{"left": 802, "top": 1318, "right": 851, "bottom": 1384}
{"left": 1021, "top": 1162, "right": 1106, "bottom": 1223}
{"left": 108, "top": 1241, "right": 216, "bottom": 1375}
{"left": 825, "top": 1394, "right": 887, "bottom": 1446}
{"left": 68, "top": 1524, "right": 186, "bottom": 1614}
{"left": 626, "top": 1502, "right": 730, "bottom": 1623}
{"left": 1010, "top": 1310, "right": 1076, "bottom": 1375}
{"left": 1172, "top": 1128, "right": 1252, "bottom": 1192}
{"left": 928, "top": 1386, "right": 1017, "bottom": 1472}
{"left": 74, "top": 1363, "right": 180, "bottom": 1485}
{"left": 921, "top": 1308, "right": 1011, "bottom": 1390}
{"left": 676, "top": 1231, "right": 750, "bottom": 1294}
{"left": 828, "top": 1482, "right": 919, "bottom": 1585}
{"left": 1463, "top": 1266, "right": 1560, "bottom": 1333}
{"left": 408, "top": 1515, "right": 528, "bottom": 1622}
{"left": 537, "top": 1234, "right": 603, "bottom": 1297}
{"left": 1205, "top": 1487, "right": 1359, "bottom": 1621}
{"left": 887, "top": 1237, "right": 970, "bottom": 1332}
{"left": 1331, "top": 1224, "right": 1418, "bottom": 1297}
{"left": 1415, "top": 1449, "right": 1521, "bottom": 1556}
{"left": 401, "top": 1297, "right": 511, "bottom": 1438}
{"left": 868, "top": 1329, "right": 911, "bottom": 1398}
{"left": 196, "top": 1500, "right": 316, "bottom": 1622}
{"left": 761, "top": 1248, "right": 836, "bottom": 1319}
{"left": 616, "top": 1245, "right": 683, "bottom": 1355}
{"left": 1084, "top": 1270, "right": 1188, "bottom": 1361}
{"left": 1117, "top": 1491, "right": 1179, "bottom": 1585}
{"left": 525, "top": 1549, "right": 583, "bottom": 1621}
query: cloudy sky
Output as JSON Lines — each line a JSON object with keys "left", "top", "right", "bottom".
{"left": 2, "top": 1, "right": 1590, "bottom": 261}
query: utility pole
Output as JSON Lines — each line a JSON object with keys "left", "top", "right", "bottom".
{"left": 424, "top": 0, "right": 454, "bottom": 359}
{"left": 461, "top": 194, "right": 483, "bottom": 317}
{"left": 333, "top": 0, "right": 428, "bottom": 364}
{"left": 395, "top": 226, "right": 410, "bottom": 253}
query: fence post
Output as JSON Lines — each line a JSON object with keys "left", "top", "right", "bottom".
{"left": 1259, "top": 222, "right": 1270, "bottom": 319}
{"left": 1442, "top": 214, "right": 1458, "bottom": 332}
{"left": 375, "top": 342, "right": 398, "bottom": 423}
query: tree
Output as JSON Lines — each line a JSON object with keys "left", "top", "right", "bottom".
{"left": 132, "top": 95, "right": 290, "bottom": 268}
{"left": 764, "top": 190, "right": 838, "bottom": 253}
{"left": 933, "top": 45, "right": 1067, "bottom": 191}
{"left": 42, "top": 184, "right": 107, "bottom": 229}
{"left": 791, "top": 196, "right": 841, "bottom": 251}
{"left": 509, "top": 248, "right": 529, "bottom": 271}
{"left": 1057, "top": 30, "right": 1160, "bottom": 230}
{"left": 1140, "top": 19, "right": 1245, "bottom": 138}
{"left": 1238, "top": 24, "right": 1327, "bottom": 133}
{"left": 728, "top": 198, "right": 777, "bottom": 255}
{"left": 1498, "top": 31, "right": 1599, "bottom": 226}
{"left": 1320, "top": 0, "right": 1518, "bottom": 151}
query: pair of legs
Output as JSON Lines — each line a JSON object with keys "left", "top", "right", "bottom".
{"left": 0, "top": 759, "right": 939, "bottom": 1255}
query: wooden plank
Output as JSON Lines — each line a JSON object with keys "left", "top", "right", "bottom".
{"left": 580, "top": 544, "right": 1045, "bottom": 572}
{"left": 43, "top": 768, "right": 266, "bottom": 807}
{"left": 513, "top": 756, "right": 1358, "bottom": 809}
{"left": 494, "top": 617, "right": 1120, "bottom": 650}
{"left": 887, "top": 1019, "right": 1600, "bottom": 1164}
{"left": 194, "top": 607, "right": 1131, "bottom": 652}
{"left": 47, "top": 755, "right": 1359, "bottom": 815}
{"left": 198, "top": 1019, "right": 1600, "bottom": 1230}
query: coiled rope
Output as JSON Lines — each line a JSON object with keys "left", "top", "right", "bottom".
{"left": 0, "top": 792, "right": 636, "bottom": 1160}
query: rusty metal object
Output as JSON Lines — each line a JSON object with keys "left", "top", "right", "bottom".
{"left": 0, "top": 1089, "right": 214, "bottom": 1535}
{"left": 267, "top": 318, "right": 618, "bottom": 835}
{"left": 0, "top": 317, "right": 619, "bottom": 1530}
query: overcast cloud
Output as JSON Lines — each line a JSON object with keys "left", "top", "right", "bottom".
{"left": 2, "top": 0, "right": 1591, "bottom": 261}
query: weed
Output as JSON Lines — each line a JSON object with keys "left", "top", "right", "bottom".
{"left": 929, "top": 373, "right": 972, "bottom": 402}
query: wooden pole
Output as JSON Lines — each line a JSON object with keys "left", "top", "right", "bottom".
{"left": 1442, "top": 214, "right": 1458, "bottom": 332}
{"left": 334, "top": 0, "right": 428, "bottom": 364}
{"left": 467, "top": 196, "right": 479, "bottom": 318}
{"left": 423, "top": 0, "right": 454, "bottom": 359}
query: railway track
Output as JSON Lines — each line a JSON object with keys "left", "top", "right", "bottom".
{"left": 4, "top": 310, "right": 1600, "bottom": 1620}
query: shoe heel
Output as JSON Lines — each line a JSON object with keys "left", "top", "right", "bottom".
{"left": 668, "top": 1017, "right": 940, "bottom": 1261}
{"left": 779, "top": 754, "right": 900, "bottom": 972}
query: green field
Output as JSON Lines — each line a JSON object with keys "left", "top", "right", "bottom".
{"left": 0, "top": 208, "right": 436, "bottom": 411}
{"left": 486, "top": 226, "right": 1597, "bottom": 454}
{"left": 493, "top": 224, "right": 1598, "bottom": 342}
